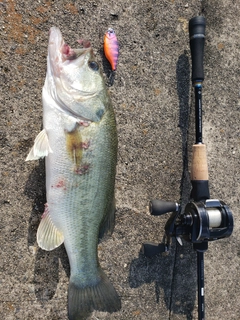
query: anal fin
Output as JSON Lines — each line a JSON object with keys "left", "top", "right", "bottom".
{"left": 26, "top": 129, "right": 52, "bottom": 161}
{"left": 37, "top": 205, "right": 64, "bottom": 250}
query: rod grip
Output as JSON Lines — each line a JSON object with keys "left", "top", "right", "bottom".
{"left": 189, "top": 16, "right": 206, "bottom": 82}
{"left": 191, "top": 144, "right": 209, "bottom": 181}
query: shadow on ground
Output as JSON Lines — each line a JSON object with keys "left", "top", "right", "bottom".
{"left": 128, "top": 53, "right": 197, "bottom": 320}
{"left": 128, "top": 243, "right": 197, "bottom": 320}
{"left": 24, "top": 160, "right": 70, "bottom": 303}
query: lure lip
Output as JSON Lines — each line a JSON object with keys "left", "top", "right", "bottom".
{"left": 105, "top": 27, "right": 116, "bottom": 39}
{"left": 107, "top": 27, "right": 115, "bottom": 34}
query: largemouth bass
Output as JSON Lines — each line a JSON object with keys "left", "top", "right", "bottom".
{"left": 26, "top": 27, "right": 120, "bottom": 320}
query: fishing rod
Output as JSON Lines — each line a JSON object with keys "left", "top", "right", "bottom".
{"left": 141, "top": 16, "right": 233, "bottom": 320}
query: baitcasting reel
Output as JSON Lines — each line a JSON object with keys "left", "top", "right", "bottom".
{"left": 142, "top": 16, "right": 234, "bottom": 320}
{"left": 145, "top": 198, "right": 233, "bottom": 250}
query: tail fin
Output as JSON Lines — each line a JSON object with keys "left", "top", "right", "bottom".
{"left": 68, "top": 269, "right": 121, "bottom": 320}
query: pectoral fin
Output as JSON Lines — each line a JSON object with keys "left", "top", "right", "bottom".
{"left": 26, "top": 129, "right": 52, "bottom": 161}
{"left": 37, "top": 205, "right": 64, "bottom": 250}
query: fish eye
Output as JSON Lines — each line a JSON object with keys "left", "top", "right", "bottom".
{"left": 88, "top": 61, "right": 99, "bottom": 71}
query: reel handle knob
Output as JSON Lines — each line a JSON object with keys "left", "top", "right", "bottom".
{"left": 149, "top": 200, "right": 179, "bottom": 216}
{"left": 189, "top": 16, "right": 206, "bottom": 82}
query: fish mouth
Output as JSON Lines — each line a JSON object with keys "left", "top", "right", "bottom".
{"left": 46, "top": 27, "right": 101, "bottom": 122}
{"left": 48, "top": 27, "right": 93, "bottom": 77}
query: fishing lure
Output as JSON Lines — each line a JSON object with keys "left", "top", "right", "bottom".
{"left": 103, "top": 28, "right": 119, "bottom": 71}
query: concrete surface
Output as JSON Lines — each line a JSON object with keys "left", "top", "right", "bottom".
{"left": 0, "top": 0, "right": 239, "bottom": 319}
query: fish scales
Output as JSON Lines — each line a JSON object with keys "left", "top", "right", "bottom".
{"left": 47, "top": 112, "right": 117, "bottom": 279}
{"left": 26, "top": 27, "right": 120, "bottom": 320}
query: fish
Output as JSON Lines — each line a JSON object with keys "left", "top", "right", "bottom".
{"left": 103, "top": 28, "right": 119, "bottom": 71}
{"left": 26, "top": 27, "right": 120, "bottom": 320}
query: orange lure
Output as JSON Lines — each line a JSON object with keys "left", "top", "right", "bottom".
{"left": 103, "top": 28, "right": 119, "bottom": 71}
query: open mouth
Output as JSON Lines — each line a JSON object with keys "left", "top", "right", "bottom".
{"left": 48, "top": 27, "right": 93, "bottom": 63}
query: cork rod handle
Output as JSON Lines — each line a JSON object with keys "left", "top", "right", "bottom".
{"left": 191, "top": 144, "right": 209, "bottom": 181}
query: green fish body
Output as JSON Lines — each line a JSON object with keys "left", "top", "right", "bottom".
{"left": 26, "top": 27, "right": 120, "bottom": 320}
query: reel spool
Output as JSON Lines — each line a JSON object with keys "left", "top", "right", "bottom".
{"left": 182, "top": 199, "right": 233, "bottom": 242}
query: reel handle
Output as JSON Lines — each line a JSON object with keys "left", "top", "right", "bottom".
{"left": 149, "top": 200, "right": 179, "bottom": 216}
{"left": 189, "top": 16, "right": 206, "bottom": 83}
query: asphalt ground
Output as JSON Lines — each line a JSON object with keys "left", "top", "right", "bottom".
{"left": 0, "top": 1, "right": 240, "bottom": 319}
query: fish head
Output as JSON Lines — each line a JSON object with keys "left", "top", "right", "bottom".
{"left": 45, "top": 27, "right": 108, "bottom": 122}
